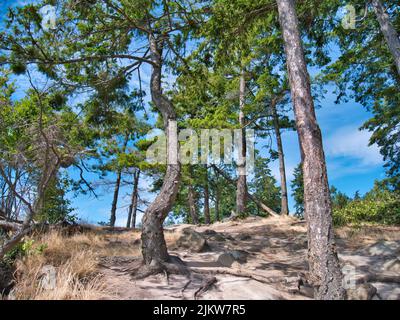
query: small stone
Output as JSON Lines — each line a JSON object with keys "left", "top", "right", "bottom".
{"left": 347, "top": 284, "right": 377, "bottom": 300}
{"left": 175, "top": 228, "right": 209, "bottom": 252}
{"left": 229, "top": 250, "right": 249, "bottom": 263}
{"left": 217, "top": 253, "right": 235, "bottom": 267}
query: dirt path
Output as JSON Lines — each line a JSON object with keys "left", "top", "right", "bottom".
{"left": 97, "top": 216, "right": 400, "bottom": 300}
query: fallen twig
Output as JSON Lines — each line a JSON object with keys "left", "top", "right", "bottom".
{"left": 194, "top": 276, "right": 217, "bottom": 299}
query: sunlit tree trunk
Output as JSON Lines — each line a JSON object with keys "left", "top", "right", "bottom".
{"left": 187, "top": 166, "right": 199, "bottom": 224}
{"left": 204, "top": 167, "right": 211, "bottom": 224}
{"left": 236, "top": 69, "right": 247, "bottom": 216}
{"left": 276, "top": 0, "right": 345, "bottom": 300}
{"left": 272, "top": 101, "right": 289, "bottom": 215}
{"left": 126, "top": 169, "right": 140, "bottom": 228}
{"left": 141, "top": 35, "right": 181, "bottom": 265}
{"left": 371, "top": 0, "right": 400, "bottom": 75}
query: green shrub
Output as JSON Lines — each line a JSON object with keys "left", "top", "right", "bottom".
{"left": 333, "top": 182, "right": 400, "bottom": 226}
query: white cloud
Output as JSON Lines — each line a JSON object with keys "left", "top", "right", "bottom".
{"left": 324, "top": 125, "right": 383, "bottom": 166}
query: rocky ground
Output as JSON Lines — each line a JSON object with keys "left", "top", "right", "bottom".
{"left": 98, "top": 216, "right": 400, "bottom": 300}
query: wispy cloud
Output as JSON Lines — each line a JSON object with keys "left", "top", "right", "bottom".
{"left": 325, "top": 125, "right": 383, "bottom": 167}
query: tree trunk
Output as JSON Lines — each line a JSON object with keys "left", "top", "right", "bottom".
{"left": 109, "top": 135, "right": 129, "bottom": 227}
{"left": 188, "top": 184, "right": 199, "bottom": 224}
{"left": 203, "top": 168, "right": 211, "bottom": 224}
{"left": 187, "top": 166, "right": 199, "bottom": 225}
{"left": 276, "top": 0, "right": 345, "bottom": 300}
{"left": 141, "top": 35, "right": 181, "bottom": 266}
{"left": 215, "top": 188, "right": 220, "bottom": 222}
{"left": 126, "top": 169, "right": 140, "bottom": 228}
{"left": 236, "top": 69, "right": 247, "bottom": 216}
{"left": 371, "top": 0, "right": 400, "bottom": 75}
{"left": 272, "top": 101, "right": 289, "bottom": 215}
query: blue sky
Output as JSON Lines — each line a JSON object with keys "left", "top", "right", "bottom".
{"left": 0, "top": 0, "right": 386, "bottom": 226}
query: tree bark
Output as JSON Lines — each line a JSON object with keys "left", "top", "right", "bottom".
{"left": 272, "top": 101, "right": 289, "bottom": 215}
{"left": 203, "top": 168, "right": 211, "bottom": 224}
{"left": 371, "top": 0, "right": 400, "bottom": 76}
{"left": 126, "top": 169, "right": 140, "bottom": 228}
{"left": 187, "top": 166, "right": 199, "bottom": 225}
{"left": 215, "top": 188, "right": 220, "bottom": 222}
{"left": 109, "top": 135, "right": 129, "bottom": 227}
{"left": 141, "top": 35, "right": 181, "bottom": 266}
{"left": 236, "top": 69, "right": 247, "bottom": 216}
{"left": 188, "top": 184, "right": 199, "bottom": 224}
{"left": 276, "top": 0, "right": 345, "bottom": 300}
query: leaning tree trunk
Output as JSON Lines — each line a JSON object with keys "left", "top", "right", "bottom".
{"left": 141, "top": 35, "right": 181, "bottom": 266}
{"left": 371, "top": 0, "right": 400, "bottom": 76}
{"left": 203, "top": 168, "right": 211, "bottom": 224}
{"left": 236, "top": 69, "right": 247, "bottom": 216}
{"left": 109, "top": 135, "right": 128, "bottom": 227}
{"left": 272, "top": 101, "right": 289, "bottom": 215}
{"left": 276, "top": 0, "right": 345, "bottom": 300}
{"left": 126, "top": 169, "right": 140, "bottom": 228}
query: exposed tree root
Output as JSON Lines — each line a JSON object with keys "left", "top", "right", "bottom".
{"left": 194, "top": 276, "right": 217, "bottom": 300}
{"left": 181, "top": 279, "right": 192, "bottom": 296}
{"left": 189, "top": 267, "right": 277, "bottom": 285}
{"left": 356, "top": 272, "right": 400, "bottom": 284}
{"left": 131, "top": 255, "right": 190, "bottom": 280}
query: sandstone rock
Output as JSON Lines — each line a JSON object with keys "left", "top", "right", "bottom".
{"left": 202, "top": 230, "right": 226, "bottom": 242}
{"left": 217, "top": 253, "right": 236, "bottom": 267}
{"left": 237, "top": 233, "right": 251, "bottom": 241}
{"left": 175, "top": 228, "right": 209, "bottom": 252}
{"left": 367, "top": 241, "right": 399, "bottom": 256}
{"left": 229, "top": 250, "right": 249, "bottom": 263}
{"left": 217, "top": 250, "right": 249, "bottom": 267}
{"left": 382, "top": 258, "right": 400, "bottom": 273}
{"left": 347, "top": 284, "right": 377, "bottom": 300}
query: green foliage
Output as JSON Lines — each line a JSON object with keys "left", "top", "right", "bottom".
{"left": 3, "top": 239, "right": 47, "bottom": 265}
{"left": 249, "top": 155, "right": 281, "bottom": 214}
{"left": 333, "top": 181, "right": 400, "bottom": 226}
{"left": 291, "top": 163, "right": 304, "bottom": 217}
{"left": 37, "top": 177, "right": 76, "bottom": 224}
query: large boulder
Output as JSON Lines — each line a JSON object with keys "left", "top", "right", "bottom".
{"left": 217, "top": 250, "right": 249, "bottom": 267}
{"left": 202, "top": 229, "right": 226, "bottom": 242}
{"left": 175, "top": 228, "right": 209, "bottom": 253}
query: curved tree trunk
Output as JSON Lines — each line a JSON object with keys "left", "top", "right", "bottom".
{"left": 272, "top": 101, "right": 289, "bottom": 216}
{"left": 141, "top": 35, "right": 181, "bottom": 266}
{"left": 276, "top": 0, "right": 345, "bottom": 300}
{"left": 127, "top": 169, "right": 140, "bottom": 228}
{"left": 236, "top": 69, "right": 247, "bottom": 216}
{"left": 371, "top": 0, "right": 400, "bottom": 76}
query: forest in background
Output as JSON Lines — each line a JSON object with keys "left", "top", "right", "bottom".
{"left": 0, "top": 0, "right": 399, "bottom": 300}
